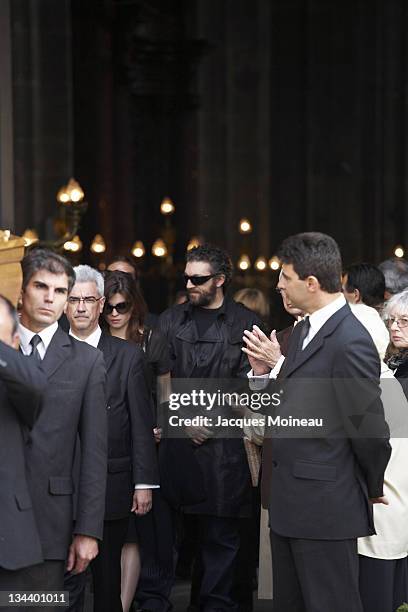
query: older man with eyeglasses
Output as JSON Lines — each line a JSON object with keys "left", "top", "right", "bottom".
{"left": 64, "top": 265, "right": 158, "bottom": 612}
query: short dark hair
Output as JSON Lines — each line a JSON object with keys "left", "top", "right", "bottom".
{"left": 344, "top": 263, "right": 385, "bottom": 307}
{"left": 0, "top": 294, "right": 19, "bottom": 335}
{"left": 22, "top": 248, "right": 75, "bottom": 292}
{"left": 277, "top": 232, "right": 342, "bottom": 293}
{"left": 186, "top": 243, "right": 233, "bottom": 289}
{"left": 108, "top": 255, "right": 139, "bottom": 279}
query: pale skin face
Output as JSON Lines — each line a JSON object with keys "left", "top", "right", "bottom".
{"left": 107, "top": 261, "right": 136, "bottom": 278}
{"left": 104, "top": 292, "right": 132, "bottom": 339}
{"left": 65, "top": 281, "right": 105, "bottom": 339}
{"left": 0, "top": 302, "right": 19, "bottom": 349}
{"left": 20, "top": 270, "right": 69, "bottom": 332}
{"left": 277, "top": 263, "right": 342, "bottom": 314}
{"left": 280, "top": 287, "right": 304, "bottom": 318}
{"left": 184, "top": 261, "right": 225, "bottom": 309}
{"left": 388, "top": 309, "right": 408, "bottom": 349}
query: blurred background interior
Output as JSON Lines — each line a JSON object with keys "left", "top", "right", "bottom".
{"left": 1, "top": 0, "right": 407, "bottom": 322}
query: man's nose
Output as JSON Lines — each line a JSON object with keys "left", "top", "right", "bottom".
{"left": 186, "top": 280, "right": 194, "bottom": 289}
{"left": 45, "top": 289, "right": 54, "bottom": 302}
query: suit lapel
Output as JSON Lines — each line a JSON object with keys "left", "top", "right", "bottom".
{"left": 41, "top": 327, "right": 72, "bottom": 378}
{"left": 282, "top": 304, "right": 351, "bottom": 378}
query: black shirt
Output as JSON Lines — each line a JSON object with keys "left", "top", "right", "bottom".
{"left": 192, "top": 305, "right": 224, "bottom": 339}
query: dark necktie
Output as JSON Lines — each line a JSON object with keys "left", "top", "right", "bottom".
{"left": 30, "top": 334, "right": 42, "bottom": 362}
{"left": 297, "top": 316, "right": 310, "bottom": 352}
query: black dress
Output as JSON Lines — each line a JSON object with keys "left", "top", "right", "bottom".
{"left": 125, "top": 326, "right": 170, "bottom": 544}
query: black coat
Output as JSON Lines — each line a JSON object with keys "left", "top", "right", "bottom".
{"left": 394, "top": 357, "right": 408, "bottom": 399}
{"left": 159, "top": 298, "right": 261, "bottom": 517}
{"left": 266, "top": 303, "right": 391, "bottom": 539}
{"left": 25, "top": 327, "right": 108, "bottom": 560}
{"left": 0, "top": 341, "right": 46, "bottom": 570}
{"left": 97, "top": 333, "right": 159, "bottom": 520}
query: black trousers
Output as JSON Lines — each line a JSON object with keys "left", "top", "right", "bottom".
{"left": 64, "top": 569, "right": 87, "bottom": 612}
{"left": 0, "top": 561, "right": 65, "bottom": 612}
{"left": 135, "top": 491, "right": 175, "bottom": 612}
{"left": 190, "top": 515, "right": 240, "bottom": 612}
{"left": 270, "top": 530, "right": 363, "bottom": 612}
{"left": 359, "top": 554, "right": 408, "bottom": 612}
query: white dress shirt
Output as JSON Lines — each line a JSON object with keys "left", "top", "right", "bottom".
{"left": 302, "top": 294, "right": 346, "bottom": 349}
{"left": 69, "top": 325, "right": 158, "bottom": 491}
{"left": 70, "top": 325, "right": 102, "bottom": 347}
{"left": 19, "top": 321, "right": 59, "bottom": 359}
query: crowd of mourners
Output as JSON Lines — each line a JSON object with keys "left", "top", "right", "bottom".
{"left": 0, "top": 233, "right": 408, "bottom": 612}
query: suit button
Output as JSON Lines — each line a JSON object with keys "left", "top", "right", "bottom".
{"left": 107, "top": 405, "right": 111, "bottom": 410}
{"left": 272, "top": 460, "right": 278, "bottom": 467}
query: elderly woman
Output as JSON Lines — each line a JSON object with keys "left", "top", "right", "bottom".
{"left": 385, "top": 289, "right": 408, "bottom": 391}
{"left": 356, "top": 298, "right": 408, "bottom": 612}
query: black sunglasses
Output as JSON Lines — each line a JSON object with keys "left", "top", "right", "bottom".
{"left": 183, "top": 274, "right": 217, "bottom": 286}
{"left": 104, "top": 301, "right": 131, "bottom": 315}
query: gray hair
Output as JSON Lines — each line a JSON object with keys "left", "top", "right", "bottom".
{"left": 378, "top": 258, "right": 408, "bottom": 295}
{"left": 383, "top": 289, "right": 408, "bottom": 318}
{"left": 73, "top": 265, "right": 104, "bottom": 297}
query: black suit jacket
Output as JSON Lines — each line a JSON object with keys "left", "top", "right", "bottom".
{"left": 266, "top": 303, "right": 391, "bottom": 540}
{"left": 25, "top": 327, "right": 108, "bottom": 560}
{"left": 97, "top": 333, "right": 158, "bottom": 520}
{"left": 0, "top": 341, "right": 46, "bottom": 570}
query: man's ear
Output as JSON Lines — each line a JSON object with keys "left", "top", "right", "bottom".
{"left": 306, "top": 276, "right": 320, "bottom": 292}
{"left": 354, "top": 288, "right": 362, "bottom": 303}
{"left": 99, "top": 296, "right": 106, "bottom": 314}
{"left": 215, "top": 275, "right": 226, "bottom": 288}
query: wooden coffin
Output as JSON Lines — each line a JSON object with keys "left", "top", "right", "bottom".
{"left": 0, "top": 232, "right": 26, "bottom": 306}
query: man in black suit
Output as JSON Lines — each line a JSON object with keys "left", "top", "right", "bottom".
{"left": 65, "top": 264, "right": 158, "bottom": 612}
{"left": 18, "top": 249, "right": 107, "bottom": 601}
{"left": 0, "top": 295, "right": 46, "bottom": 598}
{"left": 246, "top": 233, "right": 391, "bottom": 612}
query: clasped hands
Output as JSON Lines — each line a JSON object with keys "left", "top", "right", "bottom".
{"left": 242, "top": 324, "right": 282, "bottom": 375}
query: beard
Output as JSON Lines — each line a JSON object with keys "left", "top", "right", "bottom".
{"left": 187, "top": 282, "right": 218, "bottom": 307}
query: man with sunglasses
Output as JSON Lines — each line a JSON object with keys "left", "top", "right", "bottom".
{"left": 159, "top": 244, "right": 262, "bottom": 612}
{"left": 65, "top": 265, "right": 158, "bottom": 612}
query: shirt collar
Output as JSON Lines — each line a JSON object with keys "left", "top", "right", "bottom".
{"left": 18, "top": 321, "right": 59, "bottom": 354}
{"left": 308, "top": 294, "right": 346, "bottom": 336}
{"left": 69, "top": 325, "right": 102, "bottom": 348}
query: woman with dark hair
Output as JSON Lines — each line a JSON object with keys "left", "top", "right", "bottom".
{"left": 102, "top": 271, "right": 172, "bottom": 612}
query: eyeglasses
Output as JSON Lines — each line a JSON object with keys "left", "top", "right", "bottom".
{"left": 386, "top": 316, "right": 408, "bottom": 329}
{"left": 104, "top": 301, "right": 131, "bottom": 315}
{"left": 67, "top": 296, "right": 102, "bottom": 306}
{"left": 183, "top": 274, "right": 217, "bottom": 286}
